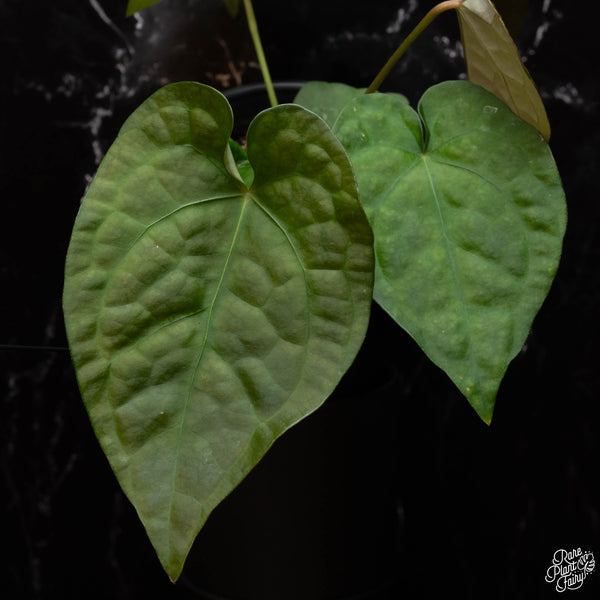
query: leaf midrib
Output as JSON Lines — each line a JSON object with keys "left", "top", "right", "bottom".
{"left": 168, "top": 195, "right": 250, "bottom": 536}
{"left": 421, "top": 156, "right": 475, "bottom": 381}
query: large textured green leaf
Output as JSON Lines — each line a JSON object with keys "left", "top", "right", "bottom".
{"left": 457, "top": 0, "right": 551, "bottom": 140}
{"left": 63, "top": 82, "right": 373, "bottom": 580}
{"left": 299, "top": 80, "right": 566, "bottom": 423}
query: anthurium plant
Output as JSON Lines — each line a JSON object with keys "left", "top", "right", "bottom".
{"left": 63, "top": 0, "right": 566, "bottom": 582}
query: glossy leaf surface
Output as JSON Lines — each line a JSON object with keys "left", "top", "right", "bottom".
{"left": 298, "top": 80, "right": 566, "bottom": 423}
{"left": 63, "top": 82, "right": 373, "bottom": 580}
{"left": 457, "top": 0, "right": 551, "bottom": 140}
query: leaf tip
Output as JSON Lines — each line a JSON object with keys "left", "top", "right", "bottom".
{"left": 463, "top": 385, "right": 495, "bottom": 425}
{"left": 475, "top": 403, "right": 494, "bottom": 426}
{"left": 163, "top": 553, "right": 186, "bottom": 584}
{"left": 167, "top": 570, "right": 181, "bottom": 584}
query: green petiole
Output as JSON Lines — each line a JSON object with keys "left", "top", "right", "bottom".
{"left": 367, "top": 0, "right": 463, "bottom": 93}
{"left": 242, "top": 0, "right": 278, "bottom": 106}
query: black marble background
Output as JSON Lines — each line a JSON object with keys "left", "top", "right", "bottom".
{"left": 2, "top": 0, "right": 598, "bottom": 598}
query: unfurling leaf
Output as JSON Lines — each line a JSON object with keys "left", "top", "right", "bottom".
{"left": 63, "top": 82, "right": 373, "bottom": 580}
{"left": 297, "top": 80, "right": 566, "bottom": 423}
{"left": 457, "top": 0, "right": 551, "bottom": 140}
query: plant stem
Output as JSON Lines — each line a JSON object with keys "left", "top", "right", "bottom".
{"left": 366, "top": 0, "right": 463, "bottom": 93}
{"left": 242, "top": 0, "right": 278, "bottom": 107}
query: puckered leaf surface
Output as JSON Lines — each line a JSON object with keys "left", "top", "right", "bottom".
{"left": 63, "top": 82, "right": 373, "bottom": 580}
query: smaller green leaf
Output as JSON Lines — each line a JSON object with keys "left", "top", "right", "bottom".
{"left": 457, "top": 0, "right": 551, "bottom": 140}
{"left": 314, "top": 80, "right": 565, "bottom": 423}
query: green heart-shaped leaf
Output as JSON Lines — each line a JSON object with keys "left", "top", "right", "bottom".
{"left": 457, "top": 0, "right": 551, "bottom": 140}
{"left": 300, "top": 80, "right": 566, "bottom": 423}
{"left": 63, "top": 82, "right": 373, "bottom": 580}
